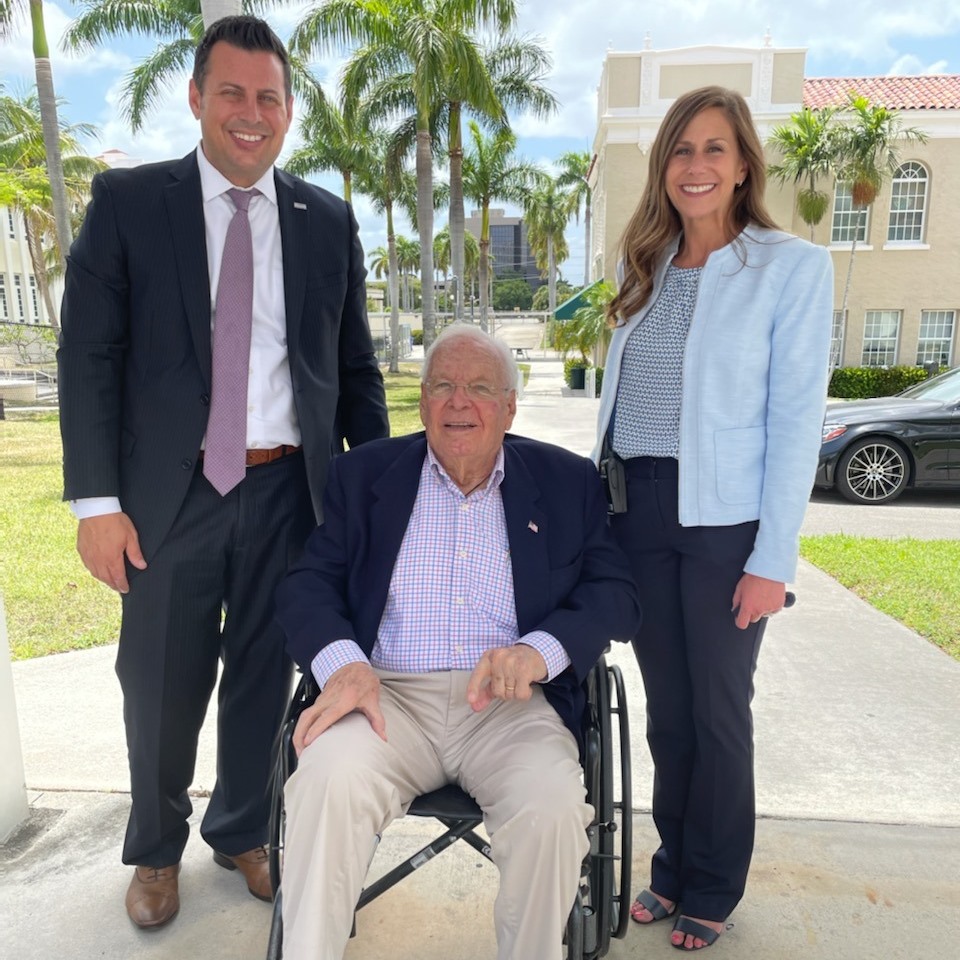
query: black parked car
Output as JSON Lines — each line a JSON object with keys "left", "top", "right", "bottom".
{"left": 816, "top": 366, "right": 960, "bottom": 504}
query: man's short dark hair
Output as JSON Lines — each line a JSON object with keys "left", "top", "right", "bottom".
{"left": 193, "top": 15, "right": 292, "bottom": 98}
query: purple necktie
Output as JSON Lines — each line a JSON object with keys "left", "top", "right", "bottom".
{"left": 204, "top": 187, "right": 257, "bottom": 496}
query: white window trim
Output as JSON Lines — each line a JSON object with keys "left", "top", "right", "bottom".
{"left": 881, "top": 242, "right": 930, "bottom": 251}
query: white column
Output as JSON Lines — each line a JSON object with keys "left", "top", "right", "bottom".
{"left": 0, "top": 593, "right": 28, "bottom": 840}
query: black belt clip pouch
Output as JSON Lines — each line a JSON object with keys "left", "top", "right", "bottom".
{"left": 599, "top": 438, "right": 628, "bottom": 515}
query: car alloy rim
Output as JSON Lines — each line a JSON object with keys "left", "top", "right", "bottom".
{"left": 845, "top": 443, "right": 905, "bottom": 501}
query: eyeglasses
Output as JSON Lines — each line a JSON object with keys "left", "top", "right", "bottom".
{"left": 423, "top": 380, "right": 511, "bottom": 401}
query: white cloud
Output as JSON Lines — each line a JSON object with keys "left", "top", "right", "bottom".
{"left": 511, "top": 0, "right": 960, "bottom": 140}
{"left": 887, "top": 55, "right": 950, "bottom": 75}
{"left": 0, "top": 2, "right": 132, "bottom": 78}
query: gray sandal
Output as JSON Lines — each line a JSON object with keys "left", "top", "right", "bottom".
{"left": 671, "top": 915, "right": 722, "bottom": 949}
{"left": 630, "top": 889, "right": 676, "bottom": 923}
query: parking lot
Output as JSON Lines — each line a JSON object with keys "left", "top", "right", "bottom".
{"left": 804, "top": 486, "right": 960, "bottom": 539}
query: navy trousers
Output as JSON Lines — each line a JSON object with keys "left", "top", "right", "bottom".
{"left": 610, "top": 456, "right": 766, "bottom": 922}
{"left": 117, "top": 452, "right": 315, "bottom": 866}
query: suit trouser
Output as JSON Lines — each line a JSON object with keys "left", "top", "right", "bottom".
{"left": 281, "top": 670, "right": 593, "bottom": 960}
{"left": 116, "top": 452, "right": 315, "bottom": 866}
{"left": 609, "top": 456, "right": 766, "bottom": 922}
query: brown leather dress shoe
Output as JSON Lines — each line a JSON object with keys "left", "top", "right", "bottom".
{"left": 213, "top": 845, "right": 273, "bottom": 902}
{"left": 125, "top": 864, "right": 180, "bottom": 929}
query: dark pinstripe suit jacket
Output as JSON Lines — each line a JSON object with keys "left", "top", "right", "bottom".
{"left": 58, "top": 150, "right": 388, "bottom": 560}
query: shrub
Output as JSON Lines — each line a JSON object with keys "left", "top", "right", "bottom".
{"left": 411, "top": 329, "right": 424, "bottom": 346}
{"left": 829, "top": 365, "right": 930, "bottom": 399}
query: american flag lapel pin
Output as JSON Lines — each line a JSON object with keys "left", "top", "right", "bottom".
{"left": 293, "top": 201, "right": 307, "bottom": 210}
{"left": 527, "top": 520, "right": 539, "bottom": 533}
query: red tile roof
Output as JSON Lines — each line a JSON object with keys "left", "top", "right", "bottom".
{"left": 804, "top": 75, "right": 960, "bottom": 110}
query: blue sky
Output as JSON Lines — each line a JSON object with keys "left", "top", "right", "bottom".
{"left": 3, "top": 0, "right": 959, "bottom": 281}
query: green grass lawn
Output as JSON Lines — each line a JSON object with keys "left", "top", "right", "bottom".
{"left": 0, "top": 368, "right": 425, "bottom": 660}
{"left": 800, "top": 534, "right": 960, "bottom": 662}
{"left": 0, "top": 413, "right": 120, "bottom": 659}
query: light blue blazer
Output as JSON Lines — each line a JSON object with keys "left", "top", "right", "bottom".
{"left": 593, "top": 227, "right": 834, "bottom": 583}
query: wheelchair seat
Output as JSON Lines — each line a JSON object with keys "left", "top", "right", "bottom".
{"left": 266, "top": 655, "right": 631, "bottom": 960}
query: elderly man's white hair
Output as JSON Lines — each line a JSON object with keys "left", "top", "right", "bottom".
{"left": 422, "top": 324, "right": 519, "bottom": 389}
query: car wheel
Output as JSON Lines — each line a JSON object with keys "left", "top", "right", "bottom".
{"left": 835, "top": 437, "right": 909, "bottom": 504}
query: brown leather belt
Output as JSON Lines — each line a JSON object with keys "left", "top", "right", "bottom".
{"left": 245, "top": 444, "right": 302, "bottom": 466}
{"left": 199, "top": 444, "right": 302, "bottom": 467}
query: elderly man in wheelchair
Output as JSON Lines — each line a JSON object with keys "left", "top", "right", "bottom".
{"left": 272, "top": 325, "right": 641, "bottom": 960}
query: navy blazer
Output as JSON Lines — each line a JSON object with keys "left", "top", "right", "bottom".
{"left": 58, "top": 151, "right": 388, "bottom": 559}
{"left": 276, "top": 433, "right": 642, "bottom": 743}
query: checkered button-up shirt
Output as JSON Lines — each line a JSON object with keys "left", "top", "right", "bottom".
{"left": 311, "top": 446, "right": 570, "bottom": 688}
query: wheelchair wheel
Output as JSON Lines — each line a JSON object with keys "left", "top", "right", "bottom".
{"left": 594, "top": 661, "right": 633, "bottom": 956}
{"left": 567, "top": 658, "right": 632, "bottom": 960}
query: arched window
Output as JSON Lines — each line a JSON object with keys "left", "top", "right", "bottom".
{"left": 887, "top": 161, "right": 928, "bottom": 243}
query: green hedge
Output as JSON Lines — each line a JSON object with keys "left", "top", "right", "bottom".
{"left": 828, "top": 365, "right": 931, "bottom": 399}
{"left": 411, "top": 329, "right": 424, "bottom": 346}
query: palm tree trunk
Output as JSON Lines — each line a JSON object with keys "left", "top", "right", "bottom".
{"left": 386, "top": 205, "right": 400, "bottom": 374}
{"left": 478, "top": 202, "right": 491, "bottom": 333}
{"left": 448, "top": 102, "right": 465, "bottom": 323}
{"left": 30, "top": 2, "right": 72, "bottom": 272}
{"left": 478, "top": 239, "right": 490, "bottom": 334}
{"left": 342, "top": 170, "right": 352, "bottom": 205}
{"left": 23, "top": 214, "right": 59, "bottom": 331}
{"left": 415, "top": 127, "right": 436, "bottom": 347}
{"left": 547, "top": 236, "right": 557, "bottom": 317}
{"left": 839, "top": 207, "right": 864, "bottom": 339}
{"left": 583, "top": 197, "right": 591, "bottom": 286}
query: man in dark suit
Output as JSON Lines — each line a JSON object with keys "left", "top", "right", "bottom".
{"left": 57, "top": 16, "right": 388, "bottom": 930}
{"left": 274, "top": 325, "right": 641, "bottom": 959}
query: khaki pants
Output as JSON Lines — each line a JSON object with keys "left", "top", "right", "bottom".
{"left": 281, "top": 670, "right": 592, "bottom": 960}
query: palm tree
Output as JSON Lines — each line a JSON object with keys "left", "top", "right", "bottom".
{"left": 555, "top": 151, "right": 591, "bottom": 286}
{"left": 445, "top": 37, "right": 555, "bottom": 322}
{"left": 832, "top": 94, "right": 927, "bottom": 328}
{"left": 433, "top": 223, "right": 478, "bottom": 312}
{"left": 395, "top": 235, "right": 421, "bottom": 312}
{"left": 61, "top": 1, "right": 322, "bottom": 132}
{"left": 524, "top": 174, "right": 571, "bottom": 319}
{"left": 0, "top": 2, "right": 76, "bottom": 269}
{"left": 285, "top": 90, "right": 373, "bottom": 204}
{"left": 355, "top": 131, "right": 418, "bottom": 371}
{"left": 292, "top": 0, "right": 520, "bottom": 349}
{"left": 766, "top": 106, "right": 839, "bottom": 241}
{"left": 554, "top": 279, "right": 614, "bottom": 363}
{"left": 461, "top": 120, "right": 538, "bottom": 332}
{"left": 0, "top": 86, "right": 102, "bottom": 329}
{"left": 361, "top": 34, "right": 554, "bottom": 326}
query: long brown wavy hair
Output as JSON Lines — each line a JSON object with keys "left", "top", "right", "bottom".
{"left": 607, "top": 86, "right": 780, "bottom": 326}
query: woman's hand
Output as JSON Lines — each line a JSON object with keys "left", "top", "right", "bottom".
{"left": 731, "top": 573, "right": 786, "bottom": 629}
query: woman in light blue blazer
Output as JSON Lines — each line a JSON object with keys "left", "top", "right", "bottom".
{"left": 594, "top": 87, "right": 833, "bottom": 950}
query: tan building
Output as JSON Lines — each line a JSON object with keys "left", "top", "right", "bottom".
{"left": 589, "top": 40, "right": 960, "bottom": 369}
{"left": 0, "top": 207, "right": 50, "bottom": 327}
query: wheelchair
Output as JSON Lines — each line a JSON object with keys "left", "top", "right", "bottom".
{"left": 265, "top": 654, "right": 632, "bottom": 960}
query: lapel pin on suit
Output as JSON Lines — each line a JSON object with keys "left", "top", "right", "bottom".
{"left": 293, "top": 201, "right": 307, "bottom": 210}
{"left": 527, "top": 520, "right": 539, "bottom": 533}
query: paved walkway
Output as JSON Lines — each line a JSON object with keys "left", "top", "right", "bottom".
{"left": 3, "top": 357, "right": 959, "bottom": 959}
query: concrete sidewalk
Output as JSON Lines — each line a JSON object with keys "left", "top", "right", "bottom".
{"left": 3, "top": 358, "right": 960, "bottom": 959}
